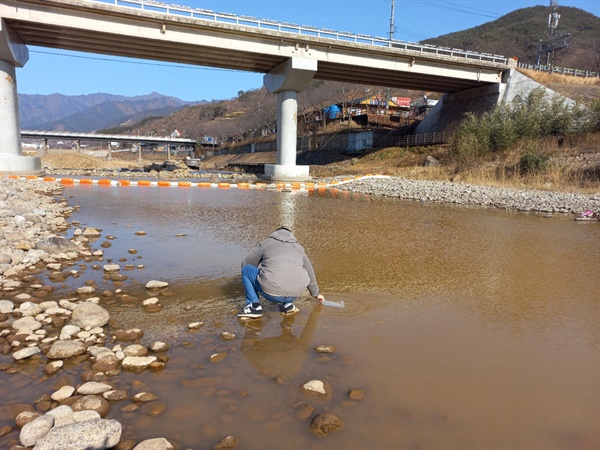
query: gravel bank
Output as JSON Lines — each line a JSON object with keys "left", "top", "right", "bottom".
{"left": 339, "top": 177, "right": 600, "bottom": 215}
{"left": 0, "top": 178, "right": 80, "bottom": 278}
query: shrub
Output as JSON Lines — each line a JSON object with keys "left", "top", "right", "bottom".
{"left": 450, "top": 89, "right": 596, "bottom": 163}
{"left": 519, "top": 149, "right": 549, "bottom": 175}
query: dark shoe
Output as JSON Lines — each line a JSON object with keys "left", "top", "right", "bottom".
{"left": 237, "top": 303, "right": 263, "bottom": 318}
{"left": 281, "top": 302, "right": 299, "bottom": 315}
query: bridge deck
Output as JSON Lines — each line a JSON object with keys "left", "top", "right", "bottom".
{"left": 1, "top": 0, "right": 512, "bottom": 93}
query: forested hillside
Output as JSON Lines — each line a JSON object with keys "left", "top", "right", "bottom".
{"left": 423, "top": 6, "right": 599, "bottom": 71}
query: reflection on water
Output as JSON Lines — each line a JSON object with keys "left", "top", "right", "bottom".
{"left": 241, "top": 304, "right": 322, "bottom": 382}
{"left": 1, "top": 185, "right": 598, "bottom": 449}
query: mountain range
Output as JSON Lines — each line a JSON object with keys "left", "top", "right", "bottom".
{"left": 19, "top": 92, "right": 197, "bottom": 132}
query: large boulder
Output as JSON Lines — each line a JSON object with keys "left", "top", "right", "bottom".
{"left": 33, "top": 418, "right": 122, "bottom": 450}
{"left": 35, "top": 236, "right": 80, "bottom": 254}
{"left": 19, "top": 414, "right": 54, "bottom": 447}
{"left": 71, "top": 302, "right": 110, "bottom": 329}
{"left": 47, "top": 340, "right": 86, "bottom": 359}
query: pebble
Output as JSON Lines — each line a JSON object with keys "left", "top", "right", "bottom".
{"left": 341, "top": 177, "right": 600, "bottom": 214}
{"left": 310, "top": 413, "right": 344, "bottom": 436}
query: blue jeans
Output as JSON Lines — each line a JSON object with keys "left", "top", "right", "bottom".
{"left": 242, "top": 265, "right": 297, "bottom": 306}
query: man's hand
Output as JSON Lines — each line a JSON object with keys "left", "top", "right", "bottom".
{"left": 315, "top": 294, "right": 325, "bottom": 303}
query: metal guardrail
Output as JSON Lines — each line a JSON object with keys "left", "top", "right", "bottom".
{"left": 90, "top": 0, "right": 509, "bottom": 65}
{"left": 377, "top": 132, "right": 451, "bottom": 148}
{"left": 518, "top": 62, "right": 599, "bottom": 78}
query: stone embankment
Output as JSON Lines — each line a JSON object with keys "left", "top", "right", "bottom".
{"left": 338, "top": 177, "right": 600, "bottom": 215}
{"left": 0, "top": 177, "right": 350, "bottom": 449}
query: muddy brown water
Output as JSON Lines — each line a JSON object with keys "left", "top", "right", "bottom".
{"left": 1, "top": 185, "right": 598, "bottom": 450}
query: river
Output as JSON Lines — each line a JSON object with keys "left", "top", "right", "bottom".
{"left": 1, "top": 183, "right": 598, "bottom": 449}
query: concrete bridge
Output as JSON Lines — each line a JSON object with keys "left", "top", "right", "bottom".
{"left": 1, "top": 0, "right": 519, "bottom": 178}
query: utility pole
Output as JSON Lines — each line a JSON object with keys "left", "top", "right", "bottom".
{"left": 386, "top": 0, "right": 396, "bottom": 117}
{"left": 389, "top": 0, "right": 395, "bottom": 40}
{"left": 536, "top": 0, "right": 570, "bottom": 70}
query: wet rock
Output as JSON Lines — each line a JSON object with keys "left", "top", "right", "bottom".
{"left": 220, "top": 332, "right": 236, "bottom": 341}
{"left": 82, "top": 227, "right": 102, "bottom": 237}
{"left": 123, "top": 344, "right": 148, "bottom": 357}
{"left": 77, "top": 382, "right": 113, "bottom": 395}
{"left": 132, "top": 437, "right": 175, "bottom": 450}
{"left": 103, "top": 264, "right": 120, "bottom": 272}
{"left": 73, "top": 410, "right": 101, "bottom": 422}
{"left": 43, "top": 360, "right": 64, "bottom": 375}
{"left": 60, "top": 324, "right": 81, "bottom": 340}
{"left": 35, "top": 236, "right": 80, "bottom": 254}
{"left": 188, "top": 322, "right": 204, "bottom": 330}
{"left": 34, "top": 418, "right": 122, "bottom": 450}
{"left": 19, "top": 414, "right": 54, "bottom": 447}
{"left": 148, "top": 341, "right": 169, "bottom": 353}
{"left": 15, "top": 410, "right": 42, "bottom": 428}
{"left": 348, "top": 389, "right": 365, "bottom": 400}
{"left": 142, "top": 297, "right": 159, "bottom": 306}
{"left": 19, "top": 302, "right": 42, "bottom": 317}
{"left": 0, "top": 300, "right": 15, "bottom": 313}
{"left": 209, "top": 352, "right": 227, "bottom": 363}
{"left": 112, "top": 328, "right": 144, "bottom": 342}
{"left": 299, "top": 380, "right": 332, "bottom": 401}
{"left": 115, "top": 439, "right": 136, "bottom": 450}
{"left": 46, "top": 405, "right": 75, "bottom": 428}
{"left": 0, "top": 404, "right": 33, "bottom": 425}
{"left": 120, "top": 404, "right": 139, "bottom": 413}
{"left": 12, "top": 315, "right": 42, "bottom": 332}
{"left": 140, "top": 401, "right": 166, "bottom": 417}
{"left": 294, "top": 402, "right": 314, "bottom": 420}
{"left": 13, "top": 346, "right": 41, "bottom": 360}
{"left": 310, "top": 412, "right": 344, "bottom": 436}
{"left": 47, "top": 340, "right": 86, "bottom": 359}
{"left": 71, "top": 302, "right": 109, "bottom": 329}
{"left": 122, "top": 356, "right": 157, "bottom": 372}
{"left": 213, "top": 435, "right": 238, "bottom": 450}
{"left": 71, "top": 395, "right": 110, "bottom": 417}
{"left": 314, "top": 345, "right": 336, "bottom": 354}
{"left": 76, "top": 286, "right": 96, "bottom": 295}
{"left": 145, "top": 280, "right": 168, "bottom": 289}
{"left": 50, "top": 385, "right": 75, "bottom": 402}
{"left": 131, "top": 392, "right": 159, "bottom": 403}
{"left": 103, "top": 390, "right": 128, "bottom": 401}
{"left": 91, "top": 352, "right": 120, "bottom": 372}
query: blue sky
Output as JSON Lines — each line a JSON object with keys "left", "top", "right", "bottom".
{"left": 17, "top": 0, "right": 599, "bottom": 102}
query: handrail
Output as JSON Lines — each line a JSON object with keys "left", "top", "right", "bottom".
{"left": 88, "top": 0, "right": 509, "bottom": 65}
{"left": 517, "top": 62, "right": 599, "bottom": 78}
{"left": 377, "top": 132, "right": 451, "bottom": 148}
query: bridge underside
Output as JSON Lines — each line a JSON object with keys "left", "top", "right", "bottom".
{"left": 1, "top": 0, "right": 506, "bottom": 94}
{"left": 6, "top": 18, "right": 488, "bottom": 93}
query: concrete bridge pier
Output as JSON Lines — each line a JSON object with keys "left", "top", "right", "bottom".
{"left": 263, "top": 57, "right": 317, "bottom": 181}
{"left": 0, "top": 20, "right": 43, "bottom": 176}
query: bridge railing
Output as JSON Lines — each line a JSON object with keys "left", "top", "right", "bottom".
{"left": 377, "top": 132, "right": 451, "bottom": 148}
{"left": 91, "top": 0, "right": 509, "bottom": 65}
{"left": 517, "top": 62, "right": 599, "bottom": 78}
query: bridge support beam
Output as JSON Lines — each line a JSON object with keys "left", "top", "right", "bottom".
{"left": 263, "top": 57, "right": 317, "bottom": 181}
{"left": 0, "top": 20, "right": 43, "bottom": 176}
{"left": 415, "top": 69, "right": 573, "bottom": 135}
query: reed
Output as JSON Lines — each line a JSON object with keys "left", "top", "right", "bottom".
{"left": 519, "top": 68, "right": 600, "bottom": 86}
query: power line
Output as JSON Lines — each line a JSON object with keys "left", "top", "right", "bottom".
{"left": 30, "top": 49, "right": 247, "bottom": 73}
{"left": 406, "top": 0, "right": 500, "bottom": 19}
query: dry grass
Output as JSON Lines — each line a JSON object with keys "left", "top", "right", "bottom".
{"left": 518, "top": 68, "right": 600, "bottom": 86}
{"left": 312, "top": 133, "right": 600, "bottom": 194}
